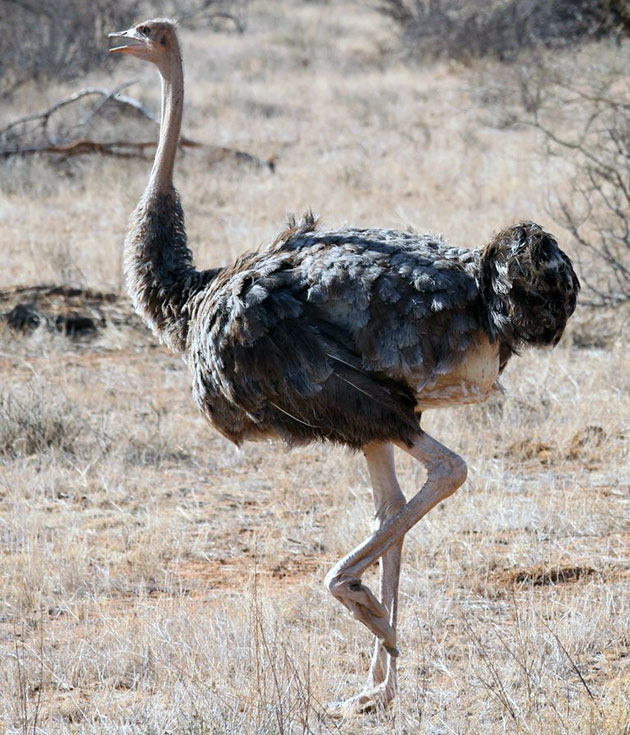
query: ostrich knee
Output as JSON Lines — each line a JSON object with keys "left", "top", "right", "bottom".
{"left": 440, "top": 452, "right": 467, "bottom": 497}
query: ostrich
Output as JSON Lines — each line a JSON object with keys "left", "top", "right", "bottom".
{"left": 109, "top": 19, "right": 579, "bottom": 714}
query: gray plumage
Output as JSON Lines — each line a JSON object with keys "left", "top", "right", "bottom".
{"left": 125, "top": 189, "right": 579, "bottom": 449}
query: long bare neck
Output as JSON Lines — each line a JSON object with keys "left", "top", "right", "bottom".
{"left": 124, "top": 37, "right": 215, "bottom": 354}
{"left": 149, "top": 46, "right": 184, "bottom": 195}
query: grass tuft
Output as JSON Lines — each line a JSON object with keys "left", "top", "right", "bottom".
{"left": 0, "top": 386, "right": 85, "bottom": 459}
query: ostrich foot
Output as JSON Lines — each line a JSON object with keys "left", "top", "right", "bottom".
{"left": 327, "top": 683, "right": 396, "bottom": 718}
{"left": 326, "top": 574, "right": 398, "bottom": 653}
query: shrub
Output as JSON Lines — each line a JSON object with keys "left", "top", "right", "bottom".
{"left": 482, "top": 46, "right": 630, "bottom": 306}
{"left": 0, "top": 0, "right": 140, "bottom": 98}
{"left": 535, "top": 59, "right": 630, "bottom": 305}
{"left": 0, "top": 0, "right": 249, "bottom": 98}
{"left": 374, "top": 0, "right": 630, "bottom": 62}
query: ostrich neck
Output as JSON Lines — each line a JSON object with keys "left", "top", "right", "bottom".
{"left": 124, "top": 43, "right": 217, "bottom": 354}
{"left": 149, "top": 52, "right": 183, "bottom": 195}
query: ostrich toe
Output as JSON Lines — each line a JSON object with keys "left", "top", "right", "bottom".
{"left": 327, "top": 575, "right": 397, "bottom": 650}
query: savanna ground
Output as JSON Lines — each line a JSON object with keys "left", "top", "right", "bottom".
{"left": 1, "top": 1, "right": 629, "bottom": 733}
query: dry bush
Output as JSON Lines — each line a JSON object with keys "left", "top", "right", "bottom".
{"left": 533, "top": 63, "right": 630, "bottom": 306}
{"left": 0, "top": 1, "right": 142, "bottom": 98}
{"left": 0, "top": 0, "right": 249, "bottom": 99}
{"left": 374, "top": 0, "right": 630, "bottom": 61}
{"left": 479, "top": 45, "right": 630, "bottom": 306}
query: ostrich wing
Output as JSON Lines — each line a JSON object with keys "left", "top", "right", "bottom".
{"left": 287, "top": 227, "right": 482, "bottom": 383}
{"left": 188, "top": 225, "right": 483, "bottom": 447}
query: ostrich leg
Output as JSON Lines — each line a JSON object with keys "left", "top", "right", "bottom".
{"left": 330, "top": 442, "right": 406, "bottom": 714}
{"left": 366, "top": 444, "right": 406, "bottom": 689}
{"left": 326, "top": 431, "right": 467, "bottom": 713}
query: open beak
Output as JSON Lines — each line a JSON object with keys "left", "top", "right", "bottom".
{"left": 108, "top": 27, "right": 147, "bottom": 55}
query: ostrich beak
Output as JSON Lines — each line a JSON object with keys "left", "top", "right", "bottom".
{"left": 108, "top": 28, "right": 147, "bottom": 55}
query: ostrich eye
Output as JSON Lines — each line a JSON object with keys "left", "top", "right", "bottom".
{"left": 139, "top": 25, "right": 151, "bottom": 36}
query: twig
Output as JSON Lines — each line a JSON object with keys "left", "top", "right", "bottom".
{"left": 76, "top": 80, "right": 141, "bottom": 128}
{"left": 463, "top": 616, "right": 519, "bottom": 721}
{"left": 535, "top": 613, "right": 595, "bottom": 702}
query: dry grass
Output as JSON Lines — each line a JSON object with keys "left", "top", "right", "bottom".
{"left": 1, "top": 1, "right": 629, "bottom": 733}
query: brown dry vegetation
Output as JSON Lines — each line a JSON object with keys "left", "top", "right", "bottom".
{"left": 1, "top": 1, "right": 629, "bottom": 733}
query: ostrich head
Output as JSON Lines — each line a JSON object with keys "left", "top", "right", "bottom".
{"left": 480, "top": 222, "right": 580, "bottom": 349}
{"left": 109, "top": 19, "right": 179, "bottom": 68}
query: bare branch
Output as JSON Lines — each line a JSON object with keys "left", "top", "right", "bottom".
{"left": 0, "top": 86, "right": 150, "bottom": 139}
{"left": 0, "top": 85, "right": 274, "bottom": 170}
{"left": 509, "top": 52, "right": 630, "bottom": 307}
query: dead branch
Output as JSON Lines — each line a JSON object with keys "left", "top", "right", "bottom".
{"left": 0, "top": 84, "right": 155, "bottom": 146}
{"left": 1, "top": 139, "right": 188, "bottom": 159}
{"left": 0, "top": 84, "right": 274, "bottom": 170}
{"left": 1, "top": 136, "right": 275, "bottom": 170}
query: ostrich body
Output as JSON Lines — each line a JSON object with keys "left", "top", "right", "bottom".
{"left": 109, "top": 19, "right": 579, "bottom": 714}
